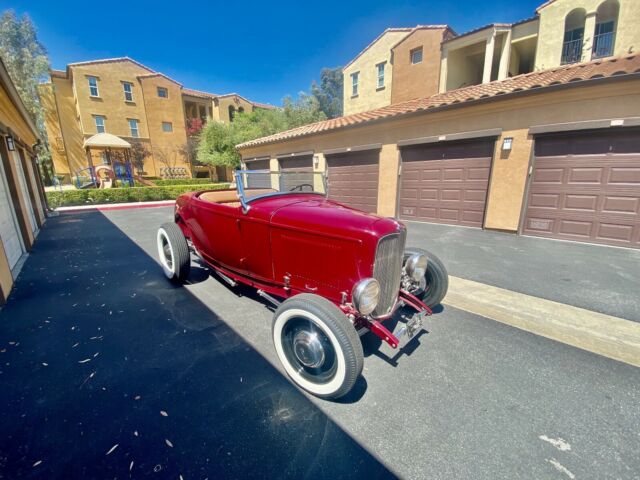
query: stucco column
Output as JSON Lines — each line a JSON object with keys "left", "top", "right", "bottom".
{"left": 497, "top": 30, "right": 512, "bottom": 81}
{"left": 482, "top": 31, "right": 496, "bottom": 84}
{"left": 377, "top": 143, "right": 400, "bottom": 217}
{"left": 269, "top": 156, "right": 280, "bottom": 190}
{"left": 439, "top": 49, "right": 448, "bottom": 93}
{"left": 313, "top": 152, "right": 326, "bottom": 193}
{"left": 582, "top": 12, "right": 598, "bottom": 62}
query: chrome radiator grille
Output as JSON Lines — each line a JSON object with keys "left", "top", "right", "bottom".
{"left": 372, "top": 229, "right": 406, "bottom": 317}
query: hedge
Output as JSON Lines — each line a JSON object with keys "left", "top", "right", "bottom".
{"left": 47, "top": 183, "right": 230, "bottom": 208}
{"left": 150, "top": 178, "right": 222, "bottom": 186}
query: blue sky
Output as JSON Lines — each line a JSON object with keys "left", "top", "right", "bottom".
{"left": 3, "top": 0, "right": 541, "bottom": 106}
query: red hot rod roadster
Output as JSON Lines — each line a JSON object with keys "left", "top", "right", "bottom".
{"left": 157, "top": 170, "right": 448, "bottom": 399}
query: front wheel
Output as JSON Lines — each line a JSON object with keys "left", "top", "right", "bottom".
{"left": 404, "top": 248, "right": 449, "bottom": 308}
{"left": 272, "top": 294, "right": 363, "bottom": 399}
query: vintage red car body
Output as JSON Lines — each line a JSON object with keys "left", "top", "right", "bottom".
{"left": 176, "top": 191, "right": 401, "bottom": 309}
{"left": 158, "top": 175, "right": 447, "bottom": 399}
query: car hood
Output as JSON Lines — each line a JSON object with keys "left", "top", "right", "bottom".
{"left": 267, "top": 196, "right": 402, "bottom": 240}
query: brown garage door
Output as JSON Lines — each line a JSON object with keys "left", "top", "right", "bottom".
{"left": 327, "top": 150, "right": 379, "bottom": 213}
{"left": 523, "top": 129, "right": 640, "bottom": 248}
{"left": 279, "top": 155, "right": 313, "bottom": 191}
{"left": 245, "top": 159, "right": 271, "bottom": 189}
{"left": 399, "top": 139, "right": 494, "bottom": 227}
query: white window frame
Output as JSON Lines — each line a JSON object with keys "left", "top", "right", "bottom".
{"left": 376, "top": 62, "right": 385, "bottom": 89}
{"left": 94, "top": 115, "right": 106, "bottom": 133}
{"left": 162, "top": 122, "right": 173, "bottom": 133}
{"left": 128, "top": 119, "right": 139, "bottom": 137}
{"left": 88, "top": 76, "right": 99, "bottom": 97}
{"left": 351, "top": 72, "right": 359, "bottom": 96}
{"left": 157, "top": 86, "right": 168, "bottom": 98}
{"left": 411, "top": 48, "right": 423, "bottom": 65}
{"left": 123, "top": 82, "right": 134, "bottom": 102}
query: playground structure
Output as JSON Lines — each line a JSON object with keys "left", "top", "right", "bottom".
{"left": 74, "top": 133, "right": 135, "bottom": 189}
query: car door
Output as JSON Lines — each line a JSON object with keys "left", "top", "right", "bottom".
{"left": 190, "top": 198, "right": 246, "bottom": 273}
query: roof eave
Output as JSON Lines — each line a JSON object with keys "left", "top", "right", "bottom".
{"left": 237, "top": 73, "right": 640, "bottom": 150}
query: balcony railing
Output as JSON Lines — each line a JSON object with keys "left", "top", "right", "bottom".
{"left": 592, "top": 31, "right": 614, "bottom": 59}
{"left": 561, "top": 38, "right": 583, "bottom": 65}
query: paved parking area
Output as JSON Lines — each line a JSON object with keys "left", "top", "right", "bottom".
{"left": 405, "top": 221, "right": 640, "bottom": 322}
{"left": 1, "top": 207, "right": 639, "bottom": 479}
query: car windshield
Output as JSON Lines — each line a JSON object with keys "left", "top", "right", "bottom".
{"left": 235, "top": 170, "right": 327, "bottom": 205}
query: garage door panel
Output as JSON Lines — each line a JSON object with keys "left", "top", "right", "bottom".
{"left": 399, "top": 139, "right": 494, "bottom": 227}
{"left": 602, "top": 196, "right": 638, "bottom": 214}
{"left": 568, "top": 167, "right": 603, "bottom": 184}
{"left": 524, "top": 129, "right": 640, "bottom": 248}
{"left": 598, "top": 223, "right": 634, "bottom": 242}
{"left": 465, "top": 189, "right": 487, "bottom": 202}
{"left": 530, "top": 193, "right": 561, "bottom": 209}
{"left": 443, "top": 168, "right": 464, "bottom": 181}
{"left": 609, "top": 167, "right": 640, "bottom": 184}
{"left": 327, "top": 150, "right": 379, "bottom": 213}
{"left": 533, "top": 168, "right": 564, "bottom": 184}
{"left": 564, "top": 194, "right": 598, "bottom": 211}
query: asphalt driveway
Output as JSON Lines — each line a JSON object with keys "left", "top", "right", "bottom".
{"left": 1, "top": 207, "right": 639, "bottom": 479}
{"left": 405, "top": 221, "right": 640, "bottom": 322}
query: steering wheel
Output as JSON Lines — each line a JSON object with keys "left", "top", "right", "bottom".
{"left": 289, "top": 183, "right": 314, "bottom": 192}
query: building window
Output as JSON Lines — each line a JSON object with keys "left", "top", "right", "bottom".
{"left": 228, "top": 105, "right": 236, "bottom": 121}
{"left": 561, "top": 8, "right": 586, "bottom": 64}
{"left": 128, "top": 119, "right": 139, "bottom": 137}
{"left": 101, "top": 151, "right": 109, "bottom": 165}
{"left": 411, "top": 48, "right": 423, "bottom": 64}
{"left": 123, "top": 82, "right": 134, "bottom": 102}
{"left": 94, "top": 115, "right": 106, "bottom": 133}
{"left": 88, "top": 76, "right": 99, "bottom": 97}
{"left": 593, "top": 0, "right": 619, "bottom": 59}
{"left": 157, "top": 87, "right": 168, "bottom": 98}
{"left": 238, "top": 106, "right": 245, "bottom": 114}
{"left": 162, "top": 122, "right": 173, "bottom": 132}
{"left": 351, "top": 72, "right": 359, "bottom": 96}
{"left": 376, "top": 63, "right": 385, "bottom": 89}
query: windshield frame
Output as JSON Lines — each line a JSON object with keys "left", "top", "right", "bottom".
{"left": 234, "top": 169, "right": 328, "bottom": 212}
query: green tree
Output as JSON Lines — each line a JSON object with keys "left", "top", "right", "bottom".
{"left": 0, "top": 10, "right": 52, "bottom": 183}
{"left": 197, "top": 120, "right": 240, "bottom": 168}
{"left": 196, "top": 93, "right": 326, "bottom": 169}
{"left": 310, "top": 67, "right": 343, "bottom": 119}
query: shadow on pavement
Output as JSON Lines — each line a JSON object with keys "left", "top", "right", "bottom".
{"left": 0, "top": 211, "right": 393, "bottom": 479}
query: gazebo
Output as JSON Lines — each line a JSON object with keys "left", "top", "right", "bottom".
{"left": 78, "top": 133, "right": 134, "bottom": 188}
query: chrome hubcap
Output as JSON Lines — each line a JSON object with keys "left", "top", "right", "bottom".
{"left": 292, "top": 330, "right": 325, "bottom": 368}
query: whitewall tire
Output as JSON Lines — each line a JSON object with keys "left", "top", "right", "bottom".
{"left": 272, "top": 294, "right": 363, "bottom": 399}
{"left": 157, "top": 222, "right": 191, "bottom": 283}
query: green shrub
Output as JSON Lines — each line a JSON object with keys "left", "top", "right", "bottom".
{"left": 46, "top": 183, "right": 230, "bottom": 208}
{"left": 151, "top": 178, "right": 221, "bottom": 186}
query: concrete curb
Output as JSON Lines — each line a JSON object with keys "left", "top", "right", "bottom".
{"left": 444, "top": 276, "right": 640, "bottom": 367}
{"left": 56, "top": 200, "right": 175, "bottom": 212}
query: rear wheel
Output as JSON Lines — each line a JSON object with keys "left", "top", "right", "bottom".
{"left": 272, "top": 294, "right": 363, "bottom": 399}
{"left": 404, "top": 248, "right": 448, "bottom": 307}
{"left": 157, "top": 222, "right": 191, "bottom": 283}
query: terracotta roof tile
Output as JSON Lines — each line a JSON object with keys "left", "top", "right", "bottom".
{"left": 182, "top": 88, "right": 219, "bottom": 99}
{"left": 238, "top": 55, "right": 640, "bottom": 149}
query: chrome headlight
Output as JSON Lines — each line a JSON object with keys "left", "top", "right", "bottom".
{"left": 405, "top": 253, "right": 428, "bottom": 282}
{"left": 352, "top": 278, "right": 380, "bottom": 316}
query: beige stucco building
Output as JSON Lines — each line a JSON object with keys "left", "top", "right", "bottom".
{"left": 342, "top": 28, "right": 412, "bottom": 115}
{"left": 40, "top": 57, "right": 272, "bottom": 182}
{"left": 241, "top": 55, "right": 640, "bottom": 249}
{"left": 344, "top": 0, "right": 639, "bottom": 109}
{"left": 0, "top": 56, "right": 47, "bottom": 304}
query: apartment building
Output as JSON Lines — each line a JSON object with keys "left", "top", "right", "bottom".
{"left": 239, "top": 0, "right": 640, "bottom": 250}
{"left": 0, "top": 56, "right": 47, "bottom": 304}
{"left": 40, "top": 57, "right": 271, "bottom": 182}
{"left": 343, "top": 0, "right": 639, "bottom": 113}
